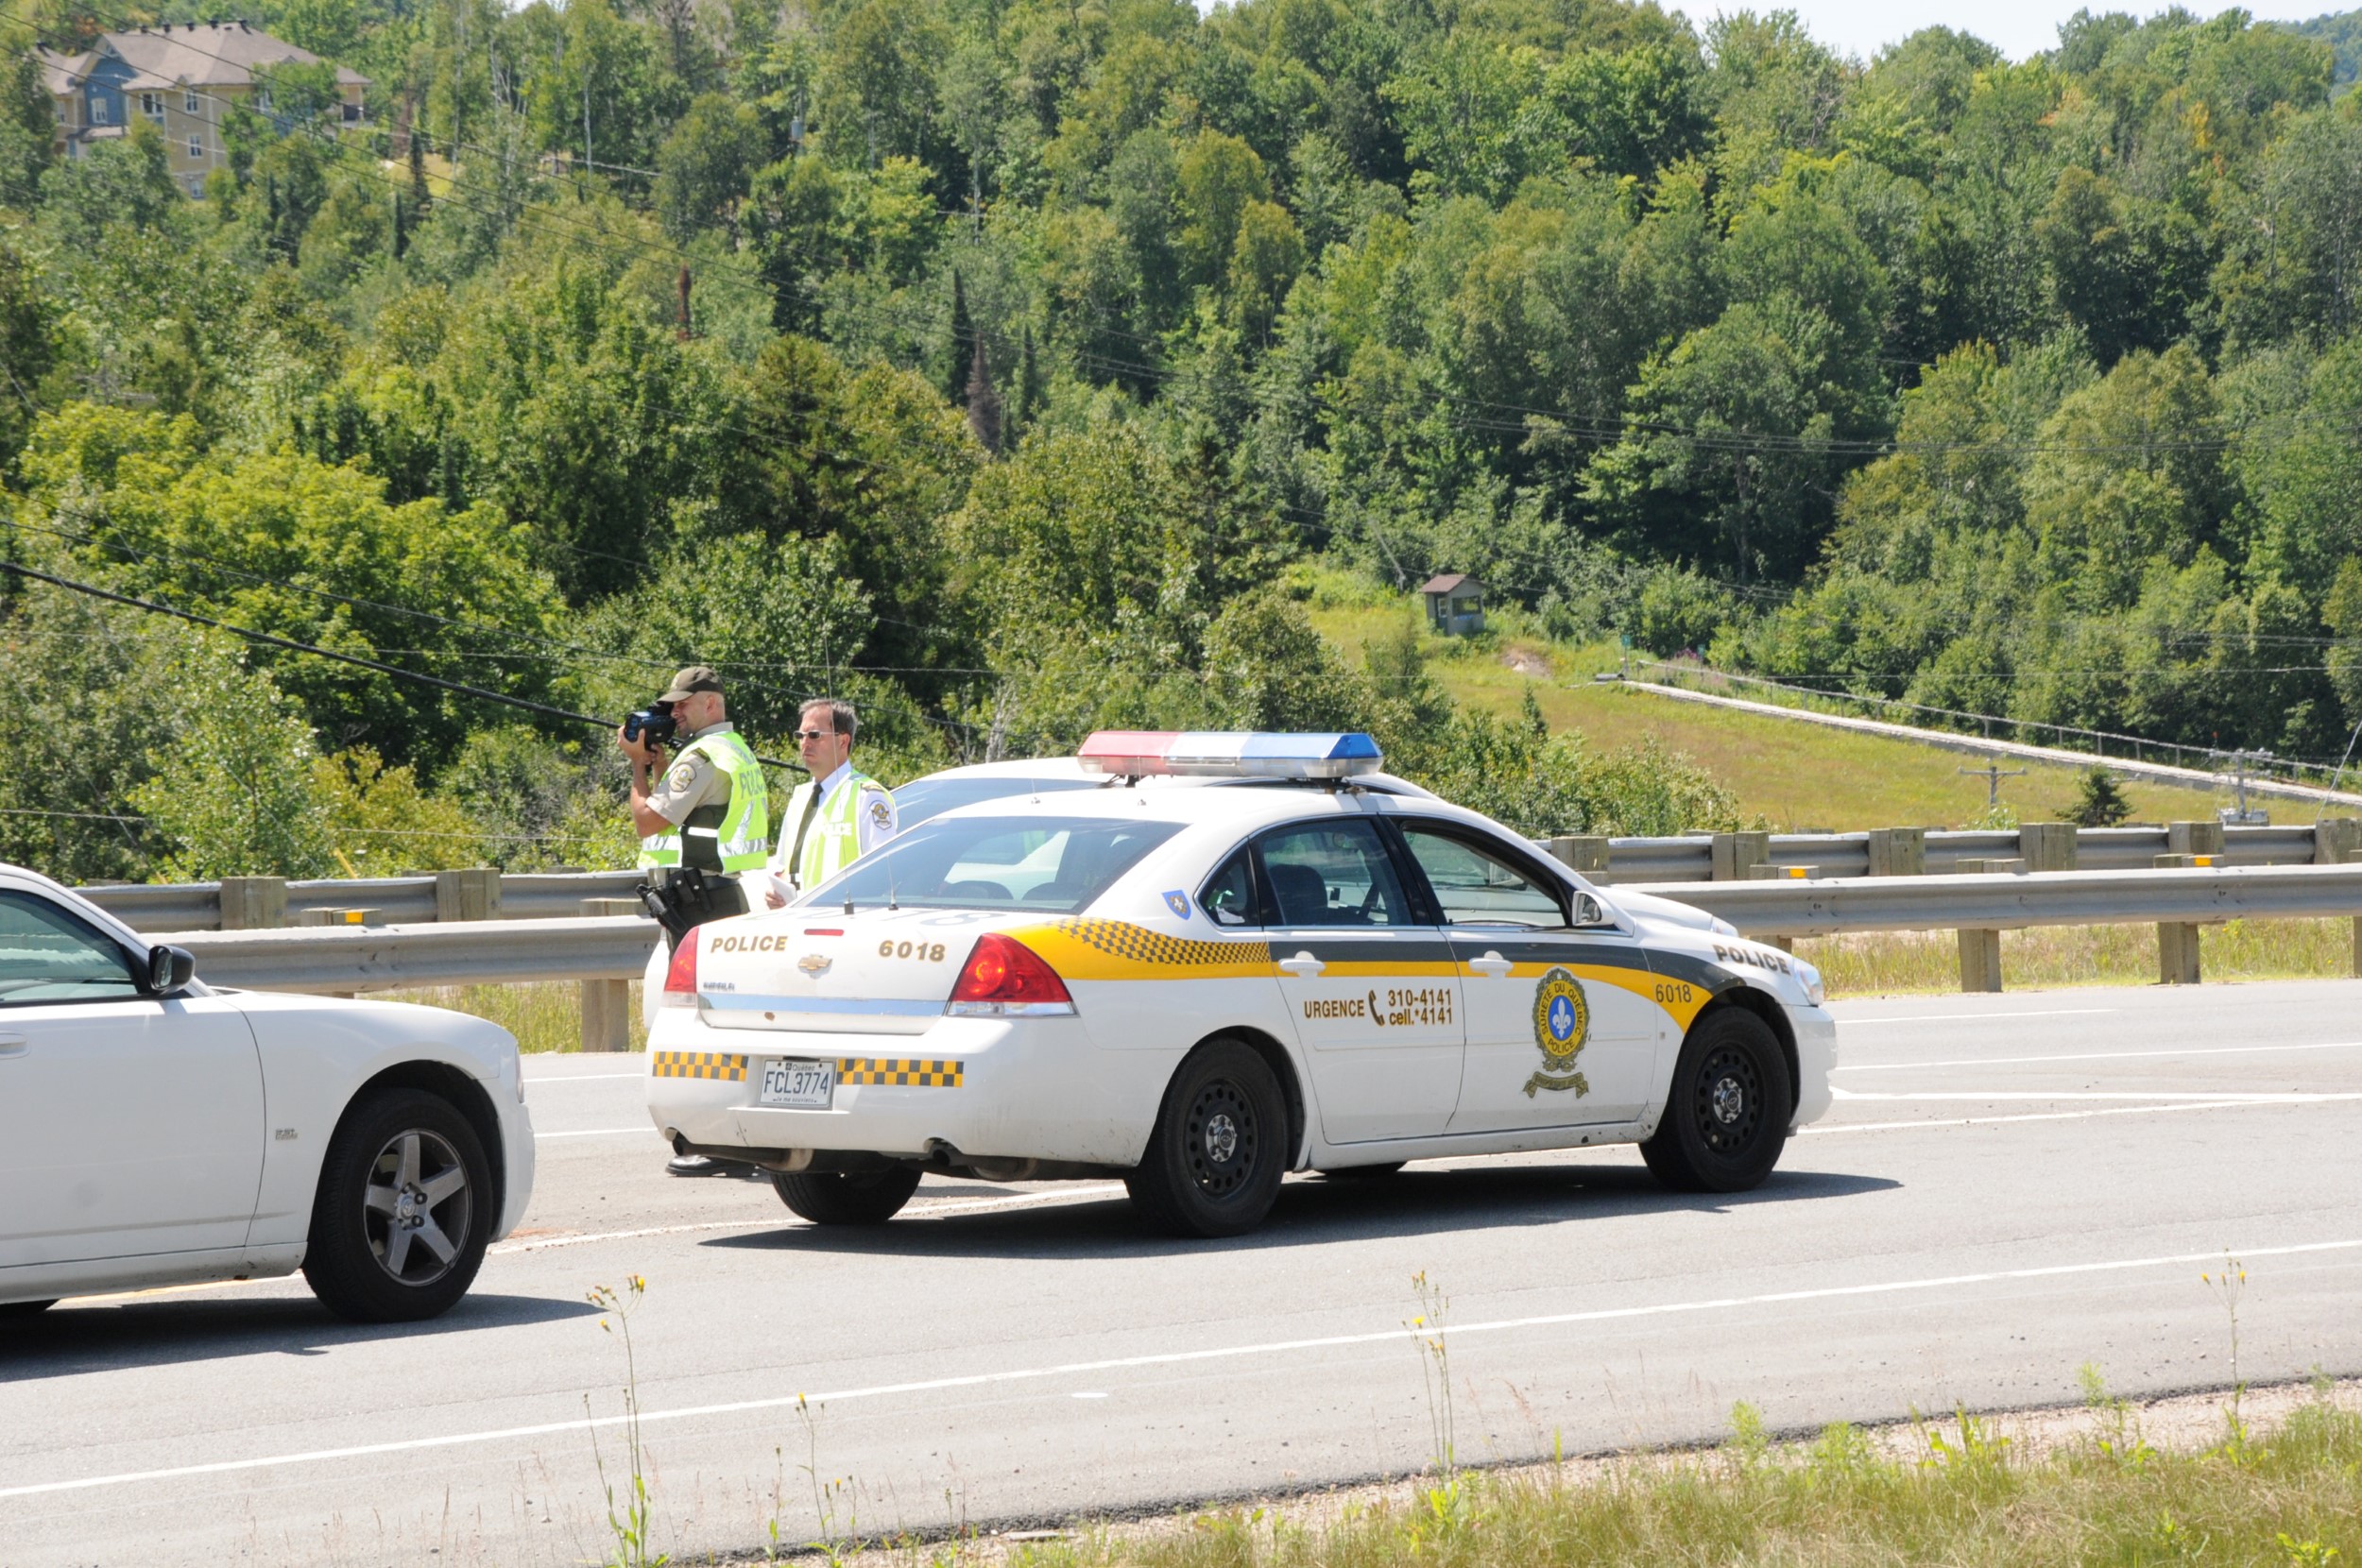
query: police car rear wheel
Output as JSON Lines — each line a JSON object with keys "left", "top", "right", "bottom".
{"left": 1125, "top": 1040, "right": 1286, "bottom": 1238}
{"left": 1639, "top": 1009, "right": 1791, "bottom": 1194}
{"left": 772, "top": 1166, "right": 922, "bottom": 1225}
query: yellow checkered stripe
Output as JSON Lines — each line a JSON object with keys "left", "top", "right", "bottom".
{"left": 841, "top": 1058, "right": 964, "bottom": 1088}
{"left": 1014, "top": 918, "right": 1274, "bottom": 980}
{"left": 651, "top": 1050, "right": 747, "bottom": 1082}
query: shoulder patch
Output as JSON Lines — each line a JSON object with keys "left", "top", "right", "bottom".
{"left": 869, "top": 798, "right": 893, "bottom": 827}
{"left": 666, "top": 762, "right": 696, "bottom": 791}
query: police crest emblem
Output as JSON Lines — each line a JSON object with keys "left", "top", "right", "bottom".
{"left": 1162, "top": 890, "right": 1192, "bottom": 919}
{"left": 1524, "top": 966, "right": 1590, "bottom": 1099}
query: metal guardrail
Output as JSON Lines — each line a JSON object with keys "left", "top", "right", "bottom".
{"left": 1620, "top": 864, "right": 2362, "bottom": 938}
{"left": 73, "top": 819, "right": 2361, "bottom": 928}
{"left": 135, "top": 865, "right": 2362, "bottom": 1001}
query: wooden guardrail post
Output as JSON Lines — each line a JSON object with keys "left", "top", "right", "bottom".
{"left": 1953, "top": 859, "right": 2024, "bottom": 993}
{"left": 2151, "top": 853, "right": 2212, "bottom": 982}
{"left": 2019, "top": 823, "right": 2078, "bottom": 872}
{"left": 2315, "top": 818, "right": 2362, "bottom": 977}
{"left": 434, "top": 868, "right": 502, "bottom": 923}
{"left": 1864, "top": 827, "right": 1926, "bottom": 877}
{"left": 217, "top": 876, "right": 287, "bottom": 930}
{"left": 579, "top": 898, "right": 641, "bottom": 1051}
{"left": 1546, "top": 835, "right": 1610, "bottom": 879}
{"left": 2166, "top": 820, "right": 2225, "bottom": 859}
{"left": 1742, "top": 862, "right": 1815, "bottom": 952}
{"left": 1711, "top": 831, "right": 1770, "bottom": 881}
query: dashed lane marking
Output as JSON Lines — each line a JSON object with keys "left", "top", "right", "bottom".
{"left": 1805, "top": 1098, "right": 2362, "bottom": 1134}
{"left": 1832, "top": 1088, "right": 2362, "bottom": 1103}
{"left": 1839, "top": 1008, "right": 2118, "bottom": 1025}
{"left": 534, "top": 1127, "right": 659, "bottom": 1139}
{"left": 9, "top": 1236, "right": 2360, "bottom": 1501}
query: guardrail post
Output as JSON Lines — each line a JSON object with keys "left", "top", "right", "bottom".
{"left": 217, "top": 876, "right": 287, "bottom": 930}
{"left": 579, "top": 898, "right": 642, "bottom": 1051}
{"left": 435, "top": 868, "right": 502, "bottom": 923}
{"left": 1546, "top": 835, "right": 1611, "bottom": 879}
{"left": 2167, "top": 820, "right": 2225, "bottom": 859}
{"left": 1711, "top": 831, "right": 1770, "bottom": 880}
{"left": 2019, "top": 823, "right": 2078, "bottom": 872}
{"left": 2151, "top": 853, "right": 2206, "bottom": 982}
{"left": 1740, "top": 862, "right": 1813, "bottom": 952}
{"left": 2316, "top": 821, "right": 2362, "bottom": 976}
{"left": 1864, "top": 827, "right": 1926, "bottom": 877}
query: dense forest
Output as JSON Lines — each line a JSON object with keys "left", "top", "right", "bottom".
{"left": 0, "top": 0, "right": 2358, "bottom": 881}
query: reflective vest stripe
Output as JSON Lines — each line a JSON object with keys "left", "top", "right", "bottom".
{"left": 636, "top": 731, "right": 770, "bottom": 873}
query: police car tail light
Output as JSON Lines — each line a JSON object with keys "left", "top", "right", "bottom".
{"left": 1077, "top": 730, "right": 1382, "bottom": 780}
{"left": 660, "top": 929, "right": 700, "bottom": 1006}
{"left": 947, "top": 933, "right": 1075, "bottom": 1017}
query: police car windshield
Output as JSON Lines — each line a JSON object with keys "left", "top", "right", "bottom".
{"left": 887, "top": 774, "right": 1098, "bottom": 830}
{"left": 807, "top": 816, "right": 1185, "bottom": 914}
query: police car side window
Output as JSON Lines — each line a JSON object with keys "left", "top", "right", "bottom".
{"left": 1254, "top": 821, "right": 1410, "bottom": 928}
{"left": 1395, "top": 826, "right": 1568, "bottom": 928}
{"left": 1198, "top": 849, "right": 1260, "bottom": 928}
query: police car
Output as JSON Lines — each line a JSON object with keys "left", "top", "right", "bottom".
{"left": 644, "top": 732, "right": 1835, "bottom": 1237}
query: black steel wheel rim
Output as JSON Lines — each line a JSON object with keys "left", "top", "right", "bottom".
{"left": 361, "top": 1128, "right": 473, "bottom": 1287}
{"left": 1185, "top": 1079, "right": 1258, "bottom": 1198}
{"left": 1693, "top": 1046, "right": 1764, "bottom": 1155}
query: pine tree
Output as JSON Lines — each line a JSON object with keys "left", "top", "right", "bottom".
{"left": 940, "top": 272, "right": 971, "bottom": 404}
{"left": 2056, "top": 765, "right": 2132, "bottom": 827}
{"left": 1009, "top": 325, "right": 1041, "bottom": 444}
{"left": 966, "top": 333, "right": 1002, "bottom": 454}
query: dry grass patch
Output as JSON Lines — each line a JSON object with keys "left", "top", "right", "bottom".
{"left": 1803, "top": 918, "right": 2358, "bottom": 997}
{"left": 377, "top": 980, "right": 647, "bottom": 1054}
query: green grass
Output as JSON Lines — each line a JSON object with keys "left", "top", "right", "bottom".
{"left": 1306, "top": 590, "right": 2321, "bottom": 831}
{"left": 987, "top": 1394, "right": 2360, "bottom": 1568}
{"left": 379, "top": 980, "right": 648, "bottom": 1053}
{"left": 1802, "top": 917, "right": 2359, "bottom": 997}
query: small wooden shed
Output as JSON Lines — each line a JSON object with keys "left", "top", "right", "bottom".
{"left": 1420, "top": 572, "right": 1485, "bottom": 636}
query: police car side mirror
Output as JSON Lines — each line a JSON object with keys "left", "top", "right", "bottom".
{"left": 1571, "top": 893, "right": 1611, "bottom": 929}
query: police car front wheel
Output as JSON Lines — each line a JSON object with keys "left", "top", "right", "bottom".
{"left": 1639, "top": 1009, "right": 1792, "bottom": 1194}
{"left": 1126, "top": 1039, "right": 1288, "bottom": 1239}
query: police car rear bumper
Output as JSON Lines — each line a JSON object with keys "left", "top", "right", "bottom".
{"left": 643, "top": 1010, "right": 1173, "bottom": 1167}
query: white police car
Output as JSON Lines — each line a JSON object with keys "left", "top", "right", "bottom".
{"left": 644, "top": 733, "right": 1835, "bottom": 1237}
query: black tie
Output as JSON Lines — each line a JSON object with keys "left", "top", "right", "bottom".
{"left": 786, "top": 779, "right": 825, "bottom": 888}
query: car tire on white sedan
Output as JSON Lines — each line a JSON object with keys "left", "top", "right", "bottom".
{"left": 302, "top": 1087, "right": 493, "bottom": 1323}
{"left": 1125, "top": 1038, "right": 1288, "bottom": 1238}
{"left": 772, "top": 1166, "right": 923, "bottom": 1225}
{"left": 1640, "top": 1008, "right": 1792, "bottom": 1194}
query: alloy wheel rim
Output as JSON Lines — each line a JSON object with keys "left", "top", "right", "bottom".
{"left": 362, "top": 1129, "right": 471, "bottom": 1287}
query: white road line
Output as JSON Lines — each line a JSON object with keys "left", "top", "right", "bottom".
{"left": 522, "top": 1072, "right": 643, "bottom": 1083}
{"left": 1837, "top": 1041, "right": 2362, "bottom": 1072}
{"left": 10, "top": 1236, "right": 2360, "bottom": 1501}
{"left": 1839, "top": 1008, "right": 2118, "bottom": 1025}
{"left": 1804, "top": 1099, "right": 2361, "bottom": 1134}
{"left": 1831, "top": 1088, "right": 2362, "bottom": 1103}
{"left": 534, "top": 1127, "right": 659, "bottom": 1139}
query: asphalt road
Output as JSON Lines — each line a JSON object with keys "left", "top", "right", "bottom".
{"left": 5, "top": 980, "right": 2360, "bottom": 1567}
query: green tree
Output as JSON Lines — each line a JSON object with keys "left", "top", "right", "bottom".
{"left": 126, "top": 639, "right": 336, "bottom": 881}
{"left": 655, "top": 93, "right": 762, "bottom": 241}
{"left": 2056, "top": 765, "right": 2132, "bottom": 827}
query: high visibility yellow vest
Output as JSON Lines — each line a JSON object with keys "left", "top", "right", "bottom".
{"left": 784, "top": 769, "right": 890, "bottom": 891}
{"left": 637, "top": 729, "right": 769, "bottom": 873}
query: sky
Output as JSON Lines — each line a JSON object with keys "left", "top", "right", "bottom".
{"left": 1719, "top": 0, "right": 2341, "bottom": 62}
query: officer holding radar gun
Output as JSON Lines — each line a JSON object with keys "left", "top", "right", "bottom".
{"left": 619, "top": 666, "right": 772, "bottom": 1177}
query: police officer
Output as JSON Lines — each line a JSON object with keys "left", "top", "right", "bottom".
{"left": 765, "top": 697, "right": 896, "bottom": 907}
{"left": 620, "top": 667, "right": 770, "bottom": 1179}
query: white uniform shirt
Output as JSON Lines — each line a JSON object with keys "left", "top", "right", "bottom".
{"left": 762, "top": 759, "right": 898, "bottom": 905}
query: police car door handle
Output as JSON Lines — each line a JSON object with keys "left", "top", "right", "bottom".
{"left": 0, "top": 1033, "right": 26, "bottom": 1058}
{"left": 1464, "top": 951, "right": 1514, "bottom": 978}
{"left": 1277, "top": 952, "right": 1325, "bottom": 978}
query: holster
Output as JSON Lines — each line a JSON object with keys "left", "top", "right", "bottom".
{"left": 636, "top": 867, "right": 746, "bottom": 947}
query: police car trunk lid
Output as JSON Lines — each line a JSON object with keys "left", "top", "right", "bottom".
{"left": 694, "top": 908, "right": 1027, "bottom": 1036}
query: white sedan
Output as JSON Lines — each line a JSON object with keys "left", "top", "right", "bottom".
{"left": 0, "top": 865, "right": 535, "bottom": 1322}
{"left": 646, "top": 732, "right": 1835, "bottom": 1237}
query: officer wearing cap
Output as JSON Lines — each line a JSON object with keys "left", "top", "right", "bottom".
{"left": 622, "top": 666, "right": 771, "bottom": 924}
{"left": 765, "top": 697, "right": 896, "bottom": 907}
{"left": 623, "top": 667, "right": 770, "bottom": 1179}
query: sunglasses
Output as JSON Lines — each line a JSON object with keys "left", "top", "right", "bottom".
{"left": 792, "top": 729, "right": 842, "bottom": 742}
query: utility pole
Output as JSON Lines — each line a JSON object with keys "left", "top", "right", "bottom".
{"left": 1960, "top": 761, "right": 2028, "bottom": 809}
{"left": 2217, "top": 749, "right": 2273, "bottom": 826}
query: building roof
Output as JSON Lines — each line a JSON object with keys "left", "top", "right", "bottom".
{"left": 36, "top": 21, "right": 368, "bottom": 93}
{"left": 1420, "top": 572, "right": 1481, "bottom": 595}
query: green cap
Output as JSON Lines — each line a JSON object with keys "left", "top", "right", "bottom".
{"left": 658, "top": 665, "right": 724, "bottom": 703}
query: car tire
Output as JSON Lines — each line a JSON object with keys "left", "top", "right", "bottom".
{"left": 0, "top": 1299, "right": 57, "bottom": 1319}
{"left": 1323, "top": 1162, "right": 1405, "bottom": 1180}
{"left": 1640, "top": 1007, "right": 1792, "bottom": 1194}
{"left": 1125, "top": 1039, "right": 1287, "bottom": 1238}
{"left": 302, "top": 1088, "right": 493, "bottom": 1323}
{"left": 772, "top": 1167, "right": 922, "bottom": 1225}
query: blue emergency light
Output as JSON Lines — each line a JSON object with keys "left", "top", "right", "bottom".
{"left": 1077, "top": 730, "right": 1383, "bottom": 780}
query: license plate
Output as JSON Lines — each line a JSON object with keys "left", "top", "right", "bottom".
{"left": 759, "top": 1059, "right": 835, "bottom": 1109}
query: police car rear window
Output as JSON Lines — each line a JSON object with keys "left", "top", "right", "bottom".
{"left": 806, "top": 816, "right": 1185, "bottom": 914}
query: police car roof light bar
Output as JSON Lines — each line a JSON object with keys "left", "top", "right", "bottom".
{"left": 1077, "top": 730, "right": 1383, "bottom": 780}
